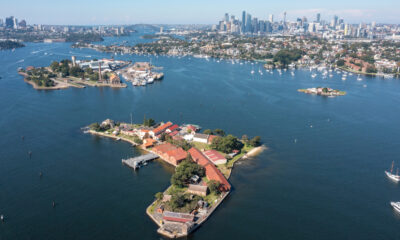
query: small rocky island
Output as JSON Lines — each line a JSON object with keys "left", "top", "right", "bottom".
{"left": 298, "top": 87, "right": 346, "bottom": 96}
{"left": 18, "top": 57, "right": 130, "bottom": 90}
{"left": 86, "top": 118, "right": 265, "bottom": 238}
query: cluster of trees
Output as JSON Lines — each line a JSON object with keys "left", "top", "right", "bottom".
{"left": 273, "top": 49, "right": 304, "bottom": 67}
{"left": 241, "top": 135, "right": 261, "bottom": 147}
{"left": 50, "top": 60, "right": 102, "bottom": 80}
{"left": 211, "top": 135, "right": 244, "bottom": 154}
{"left": 166, "top": 193, "right": 203, "bottom": 213}
{"left": 0, "top": 40, "right": 25, "bottom": 50}
{"left": 26, "top": 67, "right": 55, "bottom": 87}
{"left": 162, "top": 134, "right": 192, "bottom": 151}
{"left": 171, "top": 158, "right": 205, "bottom": 188}
{"left": 143, "top": 117, "right": 155, "bottom": 127}
{"left": 203, "top": 129, "right": 225, "bottom": 136}
{"left": 207, "top": 180, "right": 221, "bottom": 195}
{"left": 65, "top": 33, "right": 104, "bottom": 43}
{"left": 89, "top": 122, "right": 110, "bottom": 132}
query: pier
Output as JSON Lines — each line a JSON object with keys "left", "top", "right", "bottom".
{"left": 122, "top": 153, "right": 159, "bottom": 170}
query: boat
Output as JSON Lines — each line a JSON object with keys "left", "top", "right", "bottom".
{"left": 291, "top": 72, "right": 295, "bottom": 76}
{"left": 311, "top": 73, "right": 317, "bottom": 78}
{"left": 342, "top": 76, "right": 347, "bottom": 81}
{"left": 251, "top": 70, "right": 255, "bottom": 75}
{"left": 385, "top": 161, "right": 400, "bottom": 182}
{"left": 357, "top": 75, "right": 362, "bottom": 81}
{"left": 391, "top": 202, "right": 400, "bottom": 213}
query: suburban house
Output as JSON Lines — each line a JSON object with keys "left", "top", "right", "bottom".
{"left": 187, "top": 184, "right": 208, "bottom": 196}
{"left": 143, "top": 138, "right": 157, "bottom": 148}
{"left": 166, "top": 124, "right": 180, "bottom": 133}
{"left": 150, "top": 122, "right": 173, "bottom": 138}
{"left": 203, "top": 150, "right": 227, "bottom": 165}
{"left": 192, "top": 133, "right": 209, "bottom": 144}
{"left": 152, "top": 142, "right": 187, "bottom": 166}
{"left": 188, "top": 147, "right": 231, "bottom": 192}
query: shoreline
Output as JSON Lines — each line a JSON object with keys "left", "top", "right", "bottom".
{"left": 86, "top": 127, "right": 266, "bottom": 238}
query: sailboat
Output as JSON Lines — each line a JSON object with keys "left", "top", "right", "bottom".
{"left": 385, "top": 161, "right": 400, "bottom": 182}
{"left": 391, "top": 202, "right": 400, "bottom": 213}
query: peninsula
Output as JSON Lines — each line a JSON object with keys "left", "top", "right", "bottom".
{"left": 0, "top": 40, "right": 24, "bottom": 50}
{"left": 86, "top": 118, "right": 264, "bottom": 238}
{"left": 18, "top": 57, "right": 129, "bottom": 90}
{"left": 298, "top": 87, "right": 346, "bottom": 96}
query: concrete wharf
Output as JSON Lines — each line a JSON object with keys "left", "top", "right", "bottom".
{"left": 122, "top": 153, "right": 159, "bottom": 170}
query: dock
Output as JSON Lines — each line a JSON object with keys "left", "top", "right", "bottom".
{"left": 122, "top": 153, "right": 159, "bottom": 170}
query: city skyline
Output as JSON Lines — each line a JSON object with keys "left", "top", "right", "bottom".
{"left": 1, "top": 0, "right": 400, "bottom": 25}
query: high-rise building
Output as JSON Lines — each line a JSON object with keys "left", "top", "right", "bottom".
{"left": 225, "top": 13, "right": 229, "bottom": 22}
{"left": 19, "top": 20, "right": 26, "bottom": 29}
{"left": 316, "top": 13, "right": 321, "bottom": 23}
{"left": 283, "top": 12, "right": 287, "bottom": 24}
{"left": 246, "top": 13, "right": 252, "bottom": 33}
{"left": 269, "top": 14, "right": 274, "bottom": 23}
{"left": 0, "top": 19, "right": 4, "bottom": 27}
{"left": 5, "top": 16, "right": 14, "bottom": 28}
{"left": 242, "top": 11, "right": 246, "bottom": 33}
{"left": 13, "top": 17, "right": 18, "bottom": 29}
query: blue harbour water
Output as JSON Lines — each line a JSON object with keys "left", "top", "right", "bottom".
{"left": 1, "top": 28, "right": 400, "bottom": 239}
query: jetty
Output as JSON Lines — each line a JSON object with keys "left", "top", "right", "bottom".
{"left": 122, "top": 153, "right": 159, "bottom": 169}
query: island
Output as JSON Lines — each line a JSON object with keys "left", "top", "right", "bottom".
{"left": 18, "top": 57, "right": 130, "bottom": 90}
{"left": 85, "top": 118, "right": 265, "bottom": 238}
{"left": 116, "top": 62, "right": 164, "bottom": 86}
{"left": 298, "top": 87, "right": 346, "bottom": 96}
{"left": 0, "top": 40, "right": 25, "bottom": 50}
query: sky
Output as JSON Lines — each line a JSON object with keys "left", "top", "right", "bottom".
{"left": 1, "top": 0, "right": 399, "bottom": 25}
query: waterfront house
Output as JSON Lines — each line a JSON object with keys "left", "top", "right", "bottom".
{"left": 187, "top": 184, "right": 208, "bottom": 197}
{"left": 166, "top": 124, "right": 180, "bottom": 133}
{"left": 153, "top": 143, "right": 187, "bottom": 166}
{"left": 188, "top": 148, "right": 231, "bottom": 192}
{"left": 203, "top": 150, "right": 227, "bottom": 165}
{"left": 143, "top": 138, "right": 157, "bottom": 148}
{"left": 150, "top": 122, "right": 173, "bottom": 138}
{"left": 193, "top": 133, "right": 209, "bottom": 144}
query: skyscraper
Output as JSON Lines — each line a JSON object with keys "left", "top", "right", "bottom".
{"left": 269, "top": 14, "right": 274, "bottom": 23}
{"left": 246, "top": 13, "right": 252, "bottom": 33}
{"left": 225, "top": 13, "right": 229, "bottom": 22}
{"left": 316, "top": 13, "right": 321, "bottom": 23}
{"left": 242, "top": 11, "right": 246, "bottom": 33}
{"left": 5, "top": 16, "right": 14, "bottom": 28}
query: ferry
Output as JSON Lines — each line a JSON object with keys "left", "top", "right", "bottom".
{"left": 385, "top": 161, "right": 400, "bottom": 182}
{"left": 390, "top": 202, "right": 400, "bottom": 213}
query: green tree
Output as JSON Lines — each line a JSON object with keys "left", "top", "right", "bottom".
{"left": 336, "top": 59, "right": 345, "bottom": 67}
{"left": 207, "top": 180, "right": 221, "bottom": 195}
{"left": 213, "top": 129, "right": 225, "bottom": 136}
{"left": 249, "top": 136, "right": 261, "bottom": 147}
{"left": 203, "top": 129, "right": 213, "bottom": 135}
{"left": 155, "top": 192, "right": 164, "bottom": 201}
{"left": 171, "top": 160, "right": 205, "bottom": 187}
{"left": 211, "top": 135, "right": 244, "bottom": 154}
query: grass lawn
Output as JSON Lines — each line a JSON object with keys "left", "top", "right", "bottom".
{"left": 203, "top": 192, "right": 220, "bottom": 205}
{"left": 191, "top": 142, "right": 211, "bottom": 151}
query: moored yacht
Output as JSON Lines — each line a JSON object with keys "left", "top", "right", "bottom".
{"left": 385, "top": 161, "right": 400, "bottom": 182}
{"left": 391, "top": 202, "right": 400, "bottom": 213}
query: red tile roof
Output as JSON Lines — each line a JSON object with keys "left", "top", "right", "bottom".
{"left": 203, "top": 150, "right": 226, "bottom": 163}
{"left": 188, "top": 147, "right": 231, "bottom": 191}
{"left": 167, "top": 124, "right": 179, "bottom": 132}
{"left": 152, "top": 122, "right": 173, "bottom": 135}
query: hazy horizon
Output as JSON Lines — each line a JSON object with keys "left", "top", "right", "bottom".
{"left": 1, "top": 0, "right": 399, "bottom": 25}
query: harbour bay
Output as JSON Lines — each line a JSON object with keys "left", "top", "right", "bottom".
{"left": 1, "top": 29, "right": 400, "bottom": 239}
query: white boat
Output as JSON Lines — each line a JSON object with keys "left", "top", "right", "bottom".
{"left": 391, "top": 202, "right": 400, "bottom": 213}
{"left": 385, "top": 161, "right": 400, "bottom": 182}
{"left": 291, "top": 72, "right": 295, "bottom": 76}
{"left": 251, "top": 70, "right": 255, "bottom": 74}
{"left": 357, "top": 75, "right": 362, "bottom": 81}
{"left": 147, "top": 77, "right": 154, "bottom": 84}
{"left": 311, "top": 73, "right": 317, "bottom": 78}
{"left": 342, "top": 76, "right": 347, "bottom": 81}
